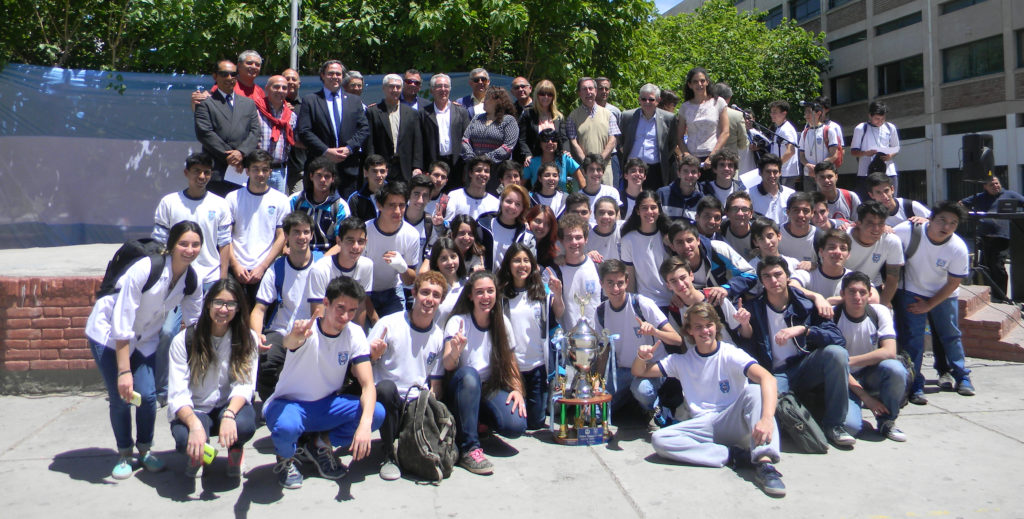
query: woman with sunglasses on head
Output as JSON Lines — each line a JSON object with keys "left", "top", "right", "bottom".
{"left": 523, "top": 128, "right": 583, "bottom": 193}
{"left": 496, "top": 243, "right": 564, "bottom": 430}
{"left": 518, "top": 80, "right": 570, "bottom": 167}
{"left": 86, "top": 221, "right": 204, "bottom": 480}
{"left": 442, "top": 270, "right": 526, "bottom": 475}
{"left": 461, "top": 87, "right": 520, "bottom": 166}
{"left": 167, "top": 278, "right": 258, "bottom": 478}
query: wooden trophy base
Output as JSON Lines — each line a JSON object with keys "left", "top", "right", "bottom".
{"left": 553, "top": 392, "right": 613, "bottom": 446}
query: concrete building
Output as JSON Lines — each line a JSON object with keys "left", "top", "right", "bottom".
{"left": 664, "top": 0, "right": 1024, "bottom": 203}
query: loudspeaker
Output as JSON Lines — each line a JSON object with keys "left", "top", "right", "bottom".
{"left": 962, "top": 133, "right": 994, "bottom": 181}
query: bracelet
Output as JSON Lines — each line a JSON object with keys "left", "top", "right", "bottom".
{"left": 223, "top": 410, "right": 236, "bottom": 419}
{"left": 222, "top": 415, "right": 235, "bottom": 421}
{"left": 117, "top": 370, "right": 132, "bottom": 377}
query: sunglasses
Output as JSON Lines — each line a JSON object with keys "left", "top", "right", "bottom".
{"left": 537, "top": 92, "right": 554, "bottom": 98}
{"left": 216, "top": 70, "right": 239, "bottom": 77}
{"left": 541, "top": 137, "right": 558, "bottom": 143}
{"left": 471, "top": 77, "right": 488, "bottom": 83}
{"left": 640, "top": 97, "right": 657, "bottom": 103}
{"left": 405, "top": 79, "right": 421, "bottom": 85}
{"left": 512, "top": 84, "right": 530, "bottom": 89}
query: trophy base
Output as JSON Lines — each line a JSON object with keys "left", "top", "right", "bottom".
{"left": 553, "top": 392, "right": 613, "bottom": 446}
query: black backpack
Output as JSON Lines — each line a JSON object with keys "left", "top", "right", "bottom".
{"left": 396, "top": 386, "right": 459, "bottom": 483}
{"left": 95, "top": 238, "right": 197, "bottom": 299}
{"left": 775, "top": 392, "right": 829, "bottom": 454}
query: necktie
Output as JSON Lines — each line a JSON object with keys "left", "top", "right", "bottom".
{"left": 330, "top": 93, "right": 342, "bottom": 148}
{"left": 225, "top": 93, "right": 233, "bottom": 111}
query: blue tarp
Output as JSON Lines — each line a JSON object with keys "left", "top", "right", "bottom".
{"left": 0, "top": 63, "right": 510, "bottom": 248}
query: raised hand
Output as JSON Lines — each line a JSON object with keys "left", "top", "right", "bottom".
{"left": 284, "top": 307, "right": 321, "bottom": 350}
{"left": 370, "top": 327, "right": 389, "bottom": 361}
{"left": 635, "top": 315, "right": 656, "bottom": 336}
{"left": 449, "top": 320, "right": 468, "bottom": 355}
{"left": 734, "top": 298, "right": 751, "bottom": 325}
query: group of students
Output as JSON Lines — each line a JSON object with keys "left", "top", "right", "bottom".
{"left": 86, "top": 136, "right": 975, "bottom": 498}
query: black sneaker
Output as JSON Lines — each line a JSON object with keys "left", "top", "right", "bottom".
{"left": 826, "top": 425, "right": 856, "bottom": 447}
{"left": 274, "top": 457, "right": 302, "bottom": 489}
{"left": 908, "top": 392, "right": 928, "bottom": 406}
{"left": 754, "top": 463, "right": 786, "bottom": 497}
{"left": 298, "top": 445, "right": 347, "bottom": 480}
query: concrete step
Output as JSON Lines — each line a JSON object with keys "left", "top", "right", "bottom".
{"left": 962, "top": 324, "right": 1024, "bottom": 363}
{"left": 960, "top": 303, "right": 1023, "bottom": 341}
{"left": 957, "top": 285, "right": 991, "bottom": 319}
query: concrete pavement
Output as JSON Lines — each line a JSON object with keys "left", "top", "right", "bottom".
{"left": 1, "top": 355, "right": 1022, "bottom": 518}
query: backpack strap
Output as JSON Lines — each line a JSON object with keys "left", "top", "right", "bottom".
{"left": 142, "top": 254, "right": 166, "bottom": 293}
{"left": 630, "top": 293, "right": 644, "bottom": 323}
{"left": 904, "top": 222, "right": 923, "bottom": 261}
{"left": 902, "top": 198, "right": 914, "bottom": 219}
{"left": 864, "top": 304, "right": 879, "bottom": 329}
{"left": 840, "top": 189, "right": 852, "bottom": 216}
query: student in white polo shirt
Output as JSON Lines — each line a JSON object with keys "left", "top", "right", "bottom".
{"left": 445, "top": 156, "right": 500, "bottom": 221}
{"left": 263, "top": 276, "right": 385, "bottom": 489}
{"left": 833, "top": 272, "right": 908, "bottom": 441}
{"left": 845, "top": 200, "right": 904, "bottom": 307}
{"left": 366, "top": 272, "right": 448, "bottom": 481}
{"left": 747, "top": 153, "right": 794, "bottom": 224}
{"left": 778, "top": 191, "right": 820, "bottom": 267}
{"left": 893, "top": 201, "right": 974, "bottom": 404}
{"left": 365, "top": 181, "right": 422, "bottom": 319}
{"left": 305, "top": 217, "right": 374, "bottom": 326}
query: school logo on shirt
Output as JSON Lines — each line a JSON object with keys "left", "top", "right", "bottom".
{"left": 872, "top": 253, "right": 881, "bottom": 263}
{"left": 268, "top": 206, "right": 277, "bottom": 216}
{"left": 337, "top": 352, "right": 349, "bottom": 365}
{"left": 426, "top": 352, "right": 438, "bottom": 367}
{"left": 936, "top": 258, "right": 948, "bottom": 268}
{"left": 207, "top": 210, "right": 217, "bottom": 221}
{"left": 719, "top": 380, "right": 731, "bottom": 394}
{"left": 585, "top": 280, "right": 598, "bottom": 294}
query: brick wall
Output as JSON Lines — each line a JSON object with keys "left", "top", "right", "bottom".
{"left": 1015, "top": 71, "right": 1024, "bottom": 99}
{"left": 0, "top": 277, "right": 102, "bottom": 392}
{"left": 940, "top": 75, "right": 1006, "bottom": 111}
{"left": 800, "top": 18, "right": 822, "bottom": 34}
{"left": 827, "top": 0, "right": 866, "bottom": 31}
{"left": 873, "top": 0, "right": 915, "bottom": 15}
{"left": 878, "top": 91, "right": 925, "bottom": 119}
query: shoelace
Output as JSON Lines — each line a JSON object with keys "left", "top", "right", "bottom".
{"left": 317, "top": 447, "right": 340, "bottom": 471}
{"left": 759, "top": 464, "right": 783, "bottom": 477}
{"left": 273, "top": 457, "right": 300, "bottom": 473}
{"left": 469, "top": 449, "right": 486, "bottom": 463}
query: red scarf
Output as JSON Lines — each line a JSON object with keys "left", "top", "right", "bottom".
{"left": 254, "top": 95, "right": 295, "bottom": 146}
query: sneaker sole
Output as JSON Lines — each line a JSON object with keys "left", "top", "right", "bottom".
{"left": 957, "top": 388, "right": 976, "bottom": 396}
{"left": 459, "top": 463, "right": 494, "bottom": 476}
{"left": 279, "top": 480, "right": 302, "bottom": 489}
{"left": 760, "top": 485, "right": 787, "bottom": 497}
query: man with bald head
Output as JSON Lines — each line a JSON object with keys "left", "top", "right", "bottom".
{"left": 257, "top": 75, "right": 298, "bottom": 192}
{"left": 194, "top": 59, "right": 261, "bottom": 195}
{"left": 510, "top": 76, "right": 532, "bottom": 117}
{"left": 282, "top": 68, "right": 306, "bottom": 190}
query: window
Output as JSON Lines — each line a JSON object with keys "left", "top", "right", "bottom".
{"left": 943, "top": 117, "right": 1006, "bottom": 135}
{"left": 829, "top": 0, "right": 854, "bottom": 8}
{"left": 829, "top": 31, "right": 866, "bottom": 51}
{"left": 790, "top": 0, "right": 820, "bottom": 23}
{"left": 900, "top": 170, "right": 927, "bottom": 200}
{"left": 763, "top": 6, "right": 783, "bottom": 29}
{"left": 875, "top": 12, "right": 922, "bottom": 36}
{"left": 942, "top": 35, "right": 1004, "bottom": 82}
{"left": 940, "top": 0, "right": 988, "bottom": 15}
{"left": 1018, "top": 30, "right": 1024, "bottom": 68}
{"left": 899, "top": 126, "right": 926, "bottom": 140}
{"left": 878, "top": 55, "right": 923, "bottom": 96}
{"left": 830, "top": 70, "right": 868, "bottom": 105}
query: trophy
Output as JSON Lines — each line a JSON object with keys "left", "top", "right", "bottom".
{"left": 565, "top": 291, "right": 609, "bottom": 399}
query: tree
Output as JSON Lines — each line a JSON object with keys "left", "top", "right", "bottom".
{"left": 639, "top": 0, "right": 828, "bottom": 123}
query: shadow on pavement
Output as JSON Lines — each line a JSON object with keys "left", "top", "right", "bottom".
{"left": 49, "top": 447, "right": 120, "bottom": 485}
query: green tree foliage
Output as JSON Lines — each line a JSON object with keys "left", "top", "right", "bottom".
{"left": 2, "top": 0, "right": 826, "bottom": 117}
{"left": 642, "top": 0, "right": 828, "bottom": 122}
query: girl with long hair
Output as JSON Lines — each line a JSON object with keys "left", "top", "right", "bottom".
{"left": 428, "top": 237, "right": 468, "bottom": 326}
{"left": 167, "top": 277, "right": 259, "bottom": 478}
{"left": 620, "top": 190, "right": 673, "bottom": 308}
{"left": 524, "top": 204, "right": 560, "bottom": 268}
{"left": 442, "top": 270, "right": 526, "bottom": 475}
{"left": 86, "top": 221, "right": 204, "bottom": 480}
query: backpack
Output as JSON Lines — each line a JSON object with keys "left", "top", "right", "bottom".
{"left": 858, "top": 121, "right": 894, "bottom": 174}
{"left": 903, "top": 221, "right": 924, "bottom": 261}
{"left": 95, "top": 238, "right": 197, "bottom": 299}
{"left": 838, "top": 189, "right": 856, "bottom": 221}
{"left": 801, "top": 122, "right": 843, "bottom": 167}
{"left": 396, "top": 386, "right": 459, "bottom": 483}
{"left": 901, "top": 198, "right": 916, "bottom": 221}
{"left": 775, "top": 392, "right": 829, "bottom": 454}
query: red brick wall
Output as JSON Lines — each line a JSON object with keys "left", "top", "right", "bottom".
{"left": 1, "top": 277, "right": 101, "bottom": 373}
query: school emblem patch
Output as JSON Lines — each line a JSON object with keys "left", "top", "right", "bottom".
{"left": 207, "top": 210, "right": 216, "bottom": 221}
{"left": 268, "top": 206, "right": 277, "bottom": 215}
{"left": 719, "top": 380, "right": 730, "bottom": 394}
{"left": 337, "top": 352, "right": 349, "bottom": 365}
{"left": 426, "top": 352, "right": 438, "bottom": 367}
{"left": 872, "top": 253, "right": 881, "bottom": 263}
{"left": 936, "top": 258, "right": 948, "bottom": 268}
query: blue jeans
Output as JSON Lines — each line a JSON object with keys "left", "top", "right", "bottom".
{"left": 774, "top": 345, "right": 850, "bottom": 428}
{"left": 520, "top": 365, "right": 548, "bottom": 430}
{"left": 608, "top": 366, "right": 663, "bottom": 412}
{"left": 268, "top": 166, "right": 288, "bottom": 194}
{"left": 844, "top": 359, "right": 909, "bottom": 435}
{"left": 370, "top": 287, "right": 406, "bottom": 318}
{"left": 448, "top": 366, "right": 527, "bottom": 452}
{"left": 896, "top": 290, "right": 971, "bottom": 395}
{"left": 91, "top": 339, "right": 157, "bottom": 451}
{"left": 263, "top": 393, "right": 385, "bottom": 459}
{"left": 170, "top": 403, "right": 257, "bottom": 452}
{"left": 610, "top": 153, "right": 621, "bottom": 189}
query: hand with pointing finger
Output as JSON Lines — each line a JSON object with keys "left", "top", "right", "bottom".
{"left": 635, "top": 315, "right": 655, "bottom": 337}
{"left": 733, "top": 298, "right": 751, "bottom": 326}
{"left": 370, "top": 327, "right": 389, "bottom": 361}
{"left": 449, "top": 320, "right": 468, "bottom": 355}
{"left": 284, "top": 307, "right": 321, "bottom": 351}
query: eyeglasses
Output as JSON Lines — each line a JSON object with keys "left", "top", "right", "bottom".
{"left": 216, "top": 70, "right": 239, "bottom": 77}
{"left": 211, "top": 299, "right": 239, "bottom": 310}
{"left": 512, "top": 84, "right": 530, "bottom": 89}
{"left": 471, "top": 77, "right": 488, "bottom": 83}
{"left": 405, "top": 79, "right": 421, "bottom": 85}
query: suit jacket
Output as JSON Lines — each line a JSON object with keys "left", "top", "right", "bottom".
{"left": 517, "top": 107, "right": 569, "bottom": 160}
{"left": 194, "top": 90, "right": 261, "bottom": 177}
{"left": 401, "top": 96, "right": 431, "bottom": 112}
{"left": 618, "top": 107, "right": 677, "bottom": 186}
{"left": 366, "top": 100, "right": 424, "bottom": 182}
{"left": 724, "top": 107, "right": 748, "bottom": 157}
{"left": 296, "top": 89, "right": 370, "bottom": 178}
{"left": 455, "top": 94, "right": 485, "bottom": 119}
{"left": 421, "top": 101, "right": 471, "bottom": 172}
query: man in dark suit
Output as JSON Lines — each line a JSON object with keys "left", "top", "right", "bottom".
{"left": 194, "top": 59, "right": 261, "bottom": 196}
{"left": 366, "top": 74, "right": 423, "bottom": 183}
{"left": 400, "top": 69, "right": 431, "bottom": 111}
{"left": 296, "top": 59, "right": 370, "bottom": 197}
{"left": 618, "top": 83, "right": 677, "bottom": 191}
{"left": 420, "top": 73, "right": 470, "bottom": 192}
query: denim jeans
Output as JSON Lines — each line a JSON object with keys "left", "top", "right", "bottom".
{"left": 91, "top": 339, "right": 157, "bottom": 451}
{"left": 448, "top": 365, "right": 527, "bottom": 452}
{"left": 268, "top": 167, "right": 288, "bottom": 194}
{"left": 170, "top": 403, "right": 257, "bottom": 453}
{"left": 608, "top": 366, "right": 663, "bottom": 412}
{"left": 370, "top": 287, "right": 406, "bottom": 318}
{"left": 520, "top": 365, "right": 549, "bottom": 430}
{"left": 896, "top": 290, "right": 970, "bottom": 395}
{"left": 774, "top": 344, "right": 850, "bottom": 428}
{"left": 844, "top": 359, "right": 909, "bottom": 435}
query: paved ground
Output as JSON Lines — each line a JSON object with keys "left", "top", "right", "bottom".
{"left": 1, "top": 356, "right": 1022, "bottom": 518}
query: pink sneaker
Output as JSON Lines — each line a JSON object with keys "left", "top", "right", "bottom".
{"left": 458, "top": 448, "right": 493, "bottom": 475}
